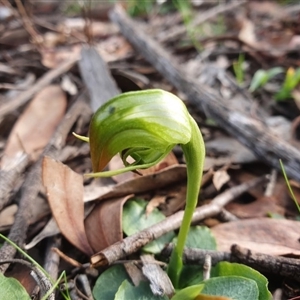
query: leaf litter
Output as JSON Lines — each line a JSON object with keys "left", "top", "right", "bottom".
{"left": 0, "top": 1, "right": 300, "bottom": 299}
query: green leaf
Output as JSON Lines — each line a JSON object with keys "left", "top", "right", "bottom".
{"left": 172, "top": 284, "right": 204, "bottom": 300}
{"left": 177, "top": 226, "right": 216, "bottom": 289}
{"left": 0, "top": 274, "right": 31, "bottom": 300}
{"left": 267, "top": 67, "right": 284, "bottom": 79}
{"left": 184, "top": 226, "right": 217, "bottom": 250}
{"left": 249, "top": 67, "right": 283, "bottom": 92}
{"left": 179, "top": 265, "right": 204, "bottom": 289}
{"left": 122, "top": 199, "right": 175, "bottom": 254}
{"left": 114, "top": 280, "right": 168, "bottom": 300}
{"left": 93, "top": 265, "right": 131, "bottom": 300}
{"left": 249, "top": 70, "right": 268, "bottom": 92}
{"left": 212, "top": 262, "right": 272, "bottom": 300}
{"left": 201, "top": 276, "right": 259, "bottom": 300}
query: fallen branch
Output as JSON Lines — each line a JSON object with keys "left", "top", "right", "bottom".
{"left": 162, "top": 244, "right": 300, "bottom": 283}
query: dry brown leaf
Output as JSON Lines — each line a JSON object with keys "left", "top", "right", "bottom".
{"left": 137, "top": 151, "right": 178, "bottom": 176}
{"left": 109, "top": 155, "right": 135, "bottom": 183}
{"left": 41, "top": 45, "right": 81, "bottom": 69}
{"left": 124, "top": 263, "right": 145, "bottom": 287}
{"left": 238, "top": 17, "right": 259, "bottom": 49}
{"left": 42, "top": 156, "right": 93, "bottom": 256}
{"left": 109, "top": 151, "right": 178, "bottom": 183}
{"left": 226, "top": 196, "right": 285, "bottom": 219}
{"left": 212, "top": 169, "right": 230, "bottom": 191}
{"left": 212, "top": 218, "right": 300, "bottom": 255}
{"left": 1, "top": 85, "right": 67, "bottom": 168}
{"left": 61, "top": 19, "right": 118, "bottom": 37}
{"left": 84, "top": 196, "right": 130, "bottom": 253}
{"left": 0, "top": 204, "right": 17, "bottom": 231}
{"left": 5, "top": 264, "right": 37, "bottom": 296}
{"left": 159, "top": 184, "right": 187, "bottom": 216}
{"left": 84, "top": 165, "right": 187, "bottom": 203}
{"left": 96, "top": 36, "right": 133, "bottom": 62}
{"left": 146, "top": 195, "right": 167, "bottom": 216}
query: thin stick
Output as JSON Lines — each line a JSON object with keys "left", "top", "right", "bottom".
{"left": 0, "top": 56, "right": 78, "bottom": 121}
{"left": 159, "top": 0, "right": 247, "bottom": 43}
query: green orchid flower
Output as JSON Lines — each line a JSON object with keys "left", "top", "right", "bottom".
{"left": 74, "top": 89, "right": 205, "bottom": 287}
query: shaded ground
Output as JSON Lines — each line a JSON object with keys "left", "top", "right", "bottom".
{"left": 1, "top": 1, "right": 300, "bottom": 299}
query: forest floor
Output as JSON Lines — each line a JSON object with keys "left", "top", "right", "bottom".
{"left": 1, "top": 1, "right": 300, "bottom": 299}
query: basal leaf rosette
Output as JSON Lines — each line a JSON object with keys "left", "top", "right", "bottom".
{"left": 85, "top": 89, "right": 192, "bottom": 177}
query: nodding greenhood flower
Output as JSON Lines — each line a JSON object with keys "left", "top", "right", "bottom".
{"left": 74, "top": 89, "right": 205, "bottom": 288}
{"left": 74, "top": 89, "right": 192, "bottom": 177}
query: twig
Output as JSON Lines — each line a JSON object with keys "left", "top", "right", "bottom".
{"left": 78, "top": 46, "right": 120, "bottom": 112}
{"left": 0, "top": 153, "right": 29, "bottom": 211}
{"left": 159, "top": 0, "right": 247, "bottom": 43}
{"left": 161, "top": 245, "right": 231, "bottom": 266}
{"left": 90, "top": 176, "right": 267, "bottom": 267}
{"left": 75, "top": 274, "right": 93, "bottom": 300}
{"left": 51, "top": 247, "right": 82, "bottom": 268}
{"left": 264, "top": 169, "right": 277, "bottom": 197}
{"left": 203, "top": 255, "right": 212, "bottom": 280}
{"left": 0, "top": 55, "right": 78, "bottom": 123}
{"left": 218, "top": 208, "right": 239, "bottom": 222}
{"left": 14, "top": 0, "right": 43, "bottom": 47}
{"left": 44, "top": 236, "right": 61, "bottom": 281}
{"left": 141, "top": 254, "right": 174, "bottom": 297}
{"left": 162, "top": 244, "right": 300, "bottom": 283}
{"left": 231, "top": 244, "right": 300, "bottom": 283}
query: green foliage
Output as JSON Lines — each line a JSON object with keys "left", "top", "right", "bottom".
{"left": 0, "top": 234, "right": 70, "bottom": 300}
{"left": 200, "top": 276, "right": 259, "bottom": 300}
{"left": 172, "top": 284, "right": 204, "bottom": 300}
{"left": 212, "top": 262, "right": 272, "bottom": 300}
{"left": 279, "top": 159, "right": 300, "bottom": 213}
{"left": 249, "top": 67, "right": 284, "bottom": 92}
{"left": 63, "top": 2, "right": 82, "bottom": 15}
{"left": 93, "top": 267, "right": 168, "bottom": 300}
{"left": 249, "top": 67, "right": 300, "bottom": 101}
{"left": 122, "top": 199, "right": 175, "bottom": 254}
{"left": 179, "top": 265, "right": 204, "bottom": 289}
{"left": 233, "top": 54, "right": 245, "bottom": 85}
{"left": 115, "top": 280, "right": 168, "bottom": 300}
{"left": 275, "top": 67, "right": 300, "bottom": 101}
{"left": 93, "top": 265, "right": 131, "bottom": 300}
{"left": 0, "top": 274, "right": 31, "bottom": 300}
{"left": 184, "top": 226, "right": 217, "bottom": 250}
{"left": 173, "top": 0, "right": 203, "bottom": 51}
{"left": 178, "top": 226, "right": 217, "bottom": 289}
{"left": 125, "top": 0, "right": 157, "bottom": 16}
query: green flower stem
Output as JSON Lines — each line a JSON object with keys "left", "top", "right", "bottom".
{"left": 74, "top": 89, "right": 206, "bottom": 288}
{"left": 167, "top": 116, "right": 205, "bottom": 288}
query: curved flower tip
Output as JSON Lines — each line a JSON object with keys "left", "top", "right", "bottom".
{"left": 88, "top": 89, "right": 193, "bottom": 176}
{"left": 72, "top": 132, "right": 90, "bottom": 143}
